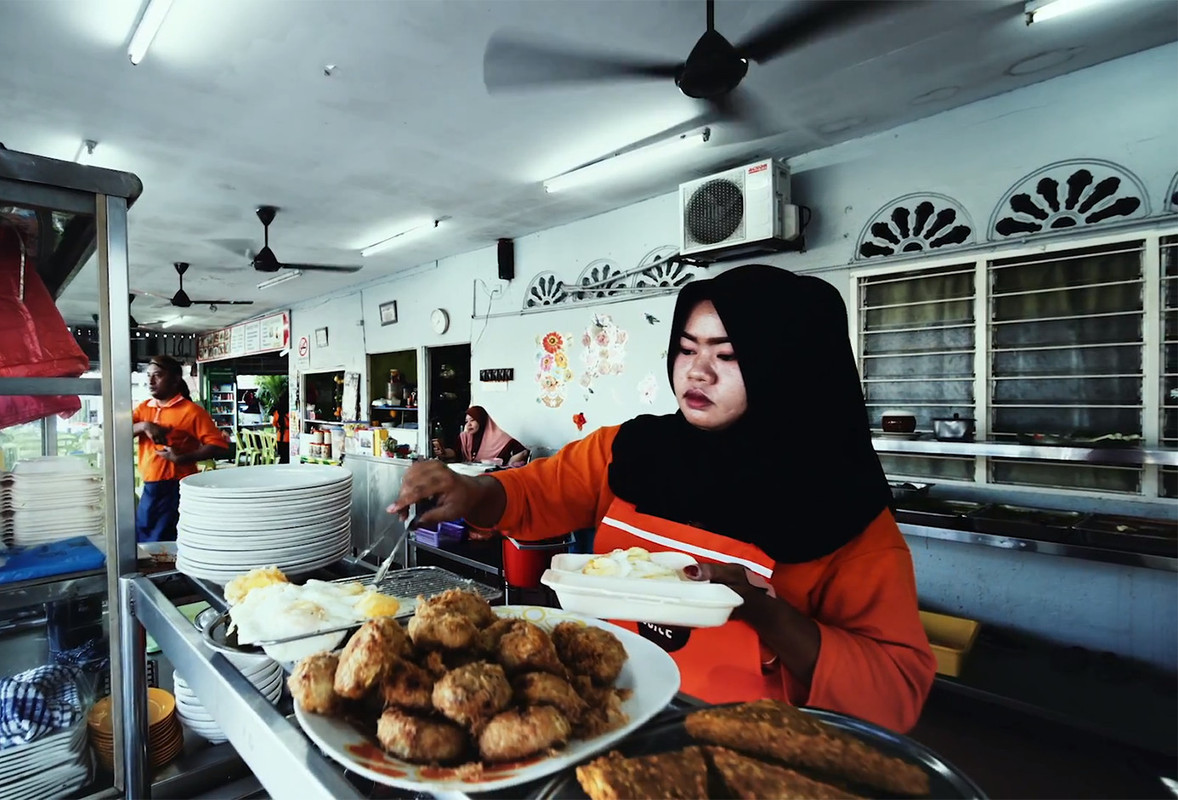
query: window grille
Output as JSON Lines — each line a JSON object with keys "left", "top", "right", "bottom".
{"left": 1161, "top": 235, "right": 1178, "bottom": 497}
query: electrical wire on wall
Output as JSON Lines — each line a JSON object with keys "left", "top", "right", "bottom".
{"left": 470, "top": 277, "right": 504, "bottom": 353}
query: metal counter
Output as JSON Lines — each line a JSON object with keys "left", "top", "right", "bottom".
{"left": 873, "top": 438, "right": 1178, "bottom": 467}
{"left": 340, "top": 454, "right": 414, "bottom": 567}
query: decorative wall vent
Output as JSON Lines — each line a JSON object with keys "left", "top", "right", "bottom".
{"left": 1166, "top": 172, "right": 1178, "bottom": 214}
{"left": 855, "top": 193, "right": 974, "bottom": 260}
{"left": 522, "top": 244, "right": 705, "bottom": 313}
{"left": 989, "top": 159, "right": 1148, "bottom": 240}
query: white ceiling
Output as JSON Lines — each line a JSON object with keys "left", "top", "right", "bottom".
{"left": 2, "top": 0, "right": 1174, "bottom": 331}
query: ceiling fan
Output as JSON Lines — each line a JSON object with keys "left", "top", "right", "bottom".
{"left": 136, "top": 262, "right": 255, "bottom": 311}
{"left": 483, "top": 0, "right": 896, "bottom": 130}
{"left": 245, "top": 206, "right": 362, "bottom": 274}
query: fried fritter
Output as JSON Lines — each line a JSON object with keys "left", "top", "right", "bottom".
{"left": 552, "top": 622, "right": 627, "bottom": 685}
{"left": 431, "top": 661, "right": 512, "bottom": 731}
{"left": 376, "top": 708, "right": 467, "bottom": 764}
{"left": 513, "top": 671, "right": 588, "bottom": 724}
{"left": 706, "top": 746, "right": 862, "bottom": 799}
{"left": 408, "top": 599, "right": 481, "bottom": 651}
{"left": 477, "top": 705, "right": 571, "bottom": 763}
{"left": 334, "top": 618, "right": 411, "bottom": 700}
{"left": 415, "top": 649, "right": 448, "bottom": 679}
{"left": 569, "top": 675, "right": 630, "bottom": 738}
{"left": 478, "top": 616, "right": 519, "bottom": 653}
{"left": 575, "top": 746, "right": 708, "bottom": 800}
{"left": 379, "top": 657, "right": 435, "bottom": 713}
{"left": 287, "top": 652, "right": 339, "bottom": 714}
{"left": 497, "top": 620, "right": 567, "bottom": 677}
{"left": 421, "top": 588, "right": 496, "bottom": 627}
{"left": 685, "top": 699, "right": 930, "bottom": 797}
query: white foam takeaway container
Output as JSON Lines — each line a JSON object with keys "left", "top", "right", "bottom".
{"left": 541, "top": 552, "right": 743, "bottom": 628}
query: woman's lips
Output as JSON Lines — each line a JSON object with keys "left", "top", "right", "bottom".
{"left": 683, "top": 390, "right": 712, "bottom": 410}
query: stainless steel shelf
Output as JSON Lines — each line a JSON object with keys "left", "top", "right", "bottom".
{"left": 899, "top": 522, "right": 1178, "bottom": 573}
{"left": 0, "top": 569, "right": 107, "bottom": 614}
{"left": 0, "top": 377, "right": 103, "bottom": 396}
{"left": 873, "top": 437, "right": 1178, "bottom": 467}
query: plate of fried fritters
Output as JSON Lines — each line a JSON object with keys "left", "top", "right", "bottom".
{"left": 290, "top": 589, "right": 681, "bottom": 792}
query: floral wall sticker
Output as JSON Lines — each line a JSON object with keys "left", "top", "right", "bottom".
{"left": 572, "top": 412, "right": 587, "bottom": 431}
{"left": 579, "top": 314, "right": 629, "bottom": 393}
{"left": 638, "top": 373, "right": 659, "bottom": 405}
{"left": 536, "top": 330, "right": 574, "bottom": 408}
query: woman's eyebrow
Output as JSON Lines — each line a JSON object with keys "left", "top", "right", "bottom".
{"left": 680, "top": 332, "right": 731, "bottom": 345}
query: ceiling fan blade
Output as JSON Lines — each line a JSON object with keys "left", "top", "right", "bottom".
{"left": 704, "top": 87, "right": 780, "bottom": 139}
{"left": 189, "top": 299, "right": 256, "bottom": 305}
{"left": 283, "top": 263, "right": 363, "bottom": 273}
{"left": 484, "top": 32, "right": 681, "bottom": 92}
{"left": 133, "top": 289, "right": 174, "bottom": 302}
{"left": 735, "top": 0, "right": 897, "bottom": 65}
{"left": 209, "top": 238, "right": 259, "bottom": 258}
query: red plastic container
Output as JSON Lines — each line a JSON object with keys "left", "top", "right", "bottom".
{"left": 502, "top": 535, "right": 571, "bottom": 589}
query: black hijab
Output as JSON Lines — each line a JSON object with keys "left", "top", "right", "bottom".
{"left": 608, "top": 265, "right": 893, "bottom": 564}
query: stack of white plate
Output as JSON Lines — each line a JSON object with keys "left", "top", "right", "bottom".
{"left": 0, "top": 721, "right": 91, "bottom": 800}
{"left": 172, "top": 656, "right": 283, "bottom": 744}
{"left": 176, "top": 465, "right": 352, "bottom": 583}
{"left": 1, "top": 457, "right": 103, "bottom": 548}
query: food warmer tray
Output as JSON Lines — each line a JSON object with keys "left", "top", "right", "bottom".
{"left": 1072, "top": 514, "right": 1177, "bottom": 557}
{"left": 967, "top": 504, "right": 1087, "bottom": 544}
{"left": 200, "top": 566, "right": 501, "bottom": 655}
{"left": 531, "top": 704, "right": 986, "bottom": 800}
{"left": 893, "top": 499, "right": 988, "bottom": 530}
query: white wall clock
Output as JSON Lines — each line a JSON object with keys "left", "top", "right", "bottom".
{"left": 430, "top": 308, "right": 450, "bottom": 334}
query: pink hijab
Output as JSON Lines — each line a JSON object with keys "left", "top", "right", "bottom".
{"left": 459, "top": 406, "right": 516, "bottom": 463}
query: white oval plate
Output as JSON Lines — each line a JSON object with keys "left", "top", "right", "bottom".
{"left": 294, "top": 605, "right": 680, "bottom": 793}
{"left": 181, "top": 464, "right": 351, "bottom": 493}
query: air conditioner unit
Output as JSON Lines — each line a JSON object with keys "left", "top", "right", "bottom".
{"left": 679, "top": 158, "right": 801, "bottom": 260}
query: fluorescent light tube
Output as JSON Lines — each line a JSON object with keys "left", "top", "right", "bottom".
{"left": 361, "top": 219, "right": 439, "bottom": 258}
{"left": 74, "top": 140, "right": 97, "bottom": 164}
{"left": 544, "top": 126, "right": 711, "bottom": 194}
{"left": 1024, "top": 0, "right": 1104, "bottom": 24}
{"left": 128, "top": 0, "right": 175, "bottom": 65}
{"left": 257, "top": 270, "right": 302, "bottom": 290}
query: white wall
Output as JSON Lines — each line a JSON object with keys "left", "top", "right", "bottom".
{"left": 288, "top": 44, "right": 1178, "bottom": 669}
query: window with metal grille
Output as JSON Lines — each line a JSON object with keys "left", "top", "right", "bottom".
{"left": 858, "top": 264, "right": 976, "bottom": 481}
{"left": 1162, "top": 235, "right": 1178, "bottom": 498}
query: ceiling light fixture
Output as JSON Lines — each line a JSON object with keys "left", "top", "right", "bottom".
{"left": 1024, "top": 0, "right": 1104, "bottom": 24}
{"left": 257, "top": 270, "right": 302, "bottom": 290}
{"left": 74, "top": 139, "right": 98, "bottom": 164}
{"left": 360, "top": 219, "right": 440, "bottom": 258}
{"left": 543, "top": 126, "right": 711, "bottom": 194}
{"left": 127, "top": 0, "right": 175, "bottom": 65}
{"left": 161, "top": 318, "right": 182, "bottom": 329}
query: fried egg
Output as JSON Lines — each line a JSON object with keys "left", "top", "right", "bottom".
{"left": 580, "top": 548, "right": 681, "bottom": 580}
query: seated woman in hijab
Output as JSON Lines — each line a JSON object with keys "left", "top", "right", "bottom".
{"left": 392, "top": 266, "right": 935, "bottom": 733}
{"left": 435, "top": 406, "right": 529, "bottom": 466}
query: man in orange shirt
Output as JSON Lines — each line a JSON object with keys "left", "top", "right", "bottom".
{"left": 390, "top": 266, "right": 936, "bottom": 733}
{"left": 133, "top": 356, "right": 230, "bottom": 542}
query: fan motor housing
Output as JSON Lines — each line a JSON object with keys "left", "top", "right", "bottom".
{"left": 679, "top": 158, "right": 800, "bottom": 261}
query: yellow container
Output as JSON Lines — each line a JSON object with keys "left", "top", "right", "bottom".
{"left": 919, "top": 610, "right": 981, "bottom": 677}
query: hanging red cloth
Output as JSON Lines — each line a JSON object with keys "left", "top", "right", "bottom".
{"left": 0, "top": 223, "right": 90, "bottom": 429}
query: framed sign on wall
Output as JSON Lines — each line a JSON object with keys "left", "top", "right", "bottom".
{"left": 315, "top": 327, "right": 329, "bottom": 347}
{"left": 379, "top": 300, "right": 398, "bottom": 326}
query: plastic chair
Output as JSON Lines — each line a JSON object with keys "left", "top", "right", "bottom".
{"left": 256, "top": 429, "right": 278, "bottom": 465}
{"left": 235, "top": 429, "right": 260, "bottom": 466}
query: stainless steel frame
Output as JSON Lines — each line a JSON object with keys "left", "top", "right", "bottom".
{"left": 0, "top": 147, "right": 142, "bottom": 796}
{"left": 874, "top": 438, "right": 1178, "bottom": 467}
{"left": 125, "top": 576, "right": 362, "bottom": 799}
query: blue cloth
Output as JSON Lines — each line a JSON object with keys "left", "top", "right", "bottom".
{"left": 137, "top": 479, "right": 180, "bottom": 543}
{"left": 0, "top": 665, "right": 84, "bottom": 749}
{"left": 0, "top": 538, "right": 105, "bottom": 585}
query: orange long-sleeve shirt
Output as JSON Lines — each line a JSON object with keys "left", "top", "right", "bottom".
{"left": 491, "top": 425, "right": 936, "bottom": 733}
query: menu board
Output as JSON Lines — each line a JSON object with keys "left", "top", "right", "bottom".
{"left": 197, "top": 311, "right": 290, "bottom": 363}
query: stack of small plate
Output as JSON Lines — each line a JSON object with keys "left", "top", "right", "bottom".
{"left": 87, "top": 688, "right": 183, "bottom": 772}
{"left": 176, "top": 465, "right": 352, "bottom": 583}
{"left": 172, "top": 655, "right": 283, "bottom": 744}
{"left": 2, "top": 457, "right": 103, "bottom": 547}
{"left": 0, "top": 721, "right": 91, "bottom": 800}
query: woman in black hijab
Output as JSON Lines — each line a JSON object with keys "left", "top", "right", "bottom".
{"left": 391, "top": 265, "right": 935, "bottom": 732}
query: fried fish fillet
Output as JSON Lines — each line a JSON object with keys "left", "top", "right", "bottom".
{"left": 685, "top": 700, "right": 930, "bottom": 797}
{"left": 705, "top": 746, "right": 861, "bottom": 799}
{"left": 574, "top": 746, "right": 708, "bottom": 800}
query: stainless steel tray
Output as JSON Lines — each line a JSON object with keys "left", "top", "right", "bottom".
{"left": 532, "top": 704, "right": 985, "bottom": 799}
{"left": 200, "top": 566, "right": 502, "bottom": 655}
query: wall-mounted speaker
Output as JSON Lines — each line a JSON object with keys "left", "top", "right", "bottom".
{"left": 497, "top": 238, "right": 514, "bottom": 281}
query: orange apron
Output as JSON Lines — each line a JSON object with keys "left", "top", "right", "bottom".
{"left": 594, "top": 498, "right": 783, "bottom": 704}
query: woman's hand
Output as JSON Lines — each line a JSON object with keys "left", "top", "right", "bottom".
{"left": 683, "top": 562, "right": 764, "bottom": 603}
{"left": 386, "top": 461, "right": 507, "bottom": 530}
